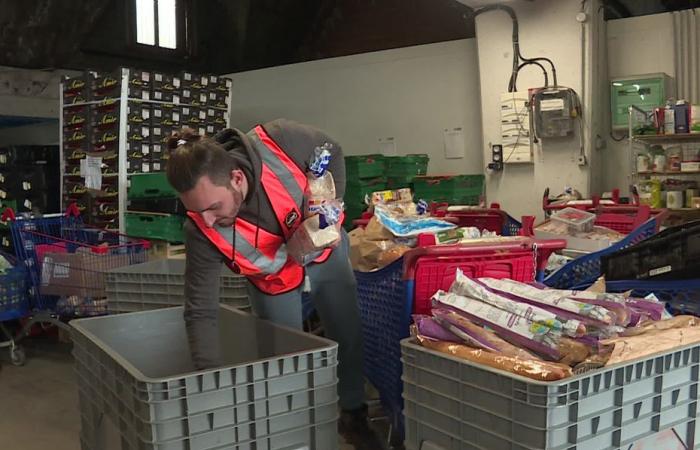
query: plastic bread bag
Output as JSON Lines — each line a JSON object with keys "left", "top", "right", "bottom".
{"left": 449, "top": 271, "right": 585, "bottom": 338}
{"left": 621, "top": 315, "right": 700, "bottom": 337}
{"left": 557, "top": 337, "right": 592, "bottom": 366}
{"left": 432, "top": 308, "right": 540, "bottom": 360}
{"left": 306, "top": 144, "right": 336, "bottom": 217}
{"left": 624, "top": 297, "right": 666, "bottom": 322}
{"left": 414, "top": 334, "right": 573, "bottom": 381}
{"left": 412, "top": 314, "right": 462, "bottom": 343}
{"left": 373, "top": 204, "right": 456, "bottom": 237}
{"left": 479, "top": 277, "right": 617, "bottom": 326}
{"left": 286, "top": 202, "right": 342, "bottom": 266}
{"left": 602, "top": 326, "right": 700, "bottom": 366}
{"left": 432, "top": 290, "right": 562, "bottom": 360}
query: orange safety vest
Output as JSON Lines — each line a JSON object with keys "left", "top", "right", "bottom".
{"left": 188, "top": 125, "right": 335, "bottom": 295}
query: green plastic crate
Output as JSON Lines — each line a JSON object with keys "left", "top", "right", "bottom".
{"left": 345, "top": 178, "right": 387, "bottom": 205}
{"left": 128, "top": 173, "right": 176, "bottom": 199}
{"left": 412, "top": 174, "right": 485, "bottom": 205}
{"left": 125, "top": 213, "right": 184, "bottom": 243}
{"left": 344, "top": 204, "right": 368, "bottom": 231}
{"left": 345, "top": 155, "right": 385, "bottom": 180}
{"left": 385, "top": 155, "right": 429, "bottom": 178}
{"left": 386, "top": 176, "right": 415, "bottom": 190}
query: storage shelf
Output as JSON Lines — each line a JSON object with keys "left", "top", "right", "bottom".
{"left": 632, "top": 133, "right": 700, "bottom": 143}
{"left": 637, "top": 171, "right": 700, "bottom": 175}
{"left": 63, "top": 97, "right": 229, "bottom": 111}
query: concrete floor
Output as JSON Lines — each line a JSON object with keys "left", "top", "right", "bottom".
{"left": 0, "top": 336, "right": 386, "bottom": 450}
{"left": 0, "top": 338, "right": 80, "bottom": 450}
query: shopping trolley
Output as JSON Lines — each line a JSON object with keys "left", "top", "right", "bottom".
{"left": 355, "top": 237, "right": 567, "bottom": 445}
{"left": 0, "top": 251, "right": 30, "bottom": 365}
{"left": 2, "top": 204, "right": 149, "bottom": 343}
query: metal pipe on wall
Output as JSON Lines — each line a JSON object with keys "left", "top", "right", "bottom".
{"left": 673, "top": 8, "right": 700, "bottom": 104}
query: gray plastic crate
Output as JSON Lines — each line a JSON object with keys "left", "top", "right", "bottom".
{"left": 401, "top": 337, "right": 700, "bottom": 450}
{"left": 71, "top": 306, "right": 339, "bottom": 450}
{"left": 106, "top": 259, "right": 249, "bottom": 312}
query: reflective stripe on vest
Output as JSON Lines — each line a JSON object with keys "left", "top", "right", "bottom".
{"left": 214, "top": 223, "right": 288, "bottom": 275}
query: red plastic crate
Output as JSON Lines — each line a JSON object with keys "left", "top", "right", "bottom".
{"left": 593, "top": 205, "right": 667, "bottom": 234}
{"left": 404, "top": 239, "right": 566, "bottom": 315}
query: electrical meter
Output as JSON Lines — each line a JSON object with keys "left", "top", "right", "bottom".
{"left": 533, "top": 88, "right": 578, "bottom": 138}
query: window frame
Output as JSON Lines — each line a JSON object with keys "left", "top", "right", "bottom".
{"left": 126, "top": 0, "right": 192, "bottom": 58}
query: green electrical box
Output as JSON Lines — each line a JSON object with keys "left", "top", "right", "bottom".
{"left": 610, "top": 73, "right": 675, "bottom": 130}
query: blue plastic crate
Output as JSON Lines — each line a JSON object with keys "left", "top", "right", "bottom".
{"left": 0, "top": 261, "right": 29, "bottom": 322}
{"left": 604, "top": 278, "right": 700, "bottom": 316}
{"left": 355, "top": 258, "right": 408, "bottom": 443}
{"left": 503, "top": 215, "right": 521, "bottom": 237}
{"left": 543, "top": 217, "right": 659, "bottom": 289}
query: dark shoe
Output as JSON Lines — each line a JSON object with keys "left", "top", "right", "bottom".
{"left": 339, "top": 404, "right": 386, "bottom": 450}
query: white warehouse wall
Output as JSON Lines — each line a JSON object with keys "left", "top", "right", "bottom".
{"left": 0, "top": 67, "right": 73, "bottom": 146}
{"left": 474, "top": 0, "right": 603, "bottom": 220}
{"left": 603, "top": 13, "right": 676, "bottom": 193}
{"left": 225, "top": 39, "right": 484, "bottom": 176}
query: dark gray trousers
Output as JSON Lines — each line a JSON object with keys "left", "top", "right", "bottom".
{"left": 246, "top": 230, "right": 365, "bottom": 411}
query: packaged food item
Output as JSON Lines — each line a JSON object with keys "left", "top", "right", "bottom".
{"left": 621, "top": 315, "right": 700, "bottom": 337}
{"left": 306, "top": 144, "right": 336, "bottom": 217}
{"left": 450, "top": 271, "right": 585, "bottom": 337}
{"left": 414, "top": 335, "right": 573, "bottom": 381}
{"left": 550, "top": 207, "right": 596, "bottom": 233}
{"left": 374, "top": 204, "right": 455, "bottom": 237}
{"left": 478, "top": 277, "right": 617, "bottom": 326}
{"left": 286, "top": 202, "right": 342, "bottom": 265}
{"left": 369, "top": 188, "right": 412, "bottom": 205}
{"left": 432, "top": 309, "right": 539, "bottom": 359}
{"left": 432, "top": 290, "right": 561, "bottom": 360}
{"left": 412, "top": 314, "right": 462, "bottom": 343}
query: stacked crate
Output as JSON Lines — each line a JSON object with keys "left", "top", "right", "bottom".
{"left": 385, "top": 154, "right": 429, "bottom": 189}
{"left": 61, "top": 68, "right": 232, "bottom": 232}
{"left": 0, "top": 145, "right": 61, "bottom": 253}
{"left": 412, "top": 174, "right": 485, "bottom": 205}
{"left": 344, "top": 155, "right": 387, "bottom": 225}
{"left": 126, "top": 172, "right": 185, "bottom": 243}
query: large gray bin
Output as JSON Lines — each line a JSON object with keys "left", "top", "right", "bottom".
{"left": 72, "top": 306, "right": 339, "bottom": 450}
{"left": 106, "top": 259, "right": 249, "bottom": 313}
{"left": 401, "top": 337, "right": 700, "bottom": 450}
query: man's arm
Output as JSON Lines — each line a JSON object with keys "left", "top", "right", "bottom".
{"left": 183, "top": 219, "right": 225, "bottom": 368}
{"left": 264, "top": 119, "right": 346, "bottom": 199}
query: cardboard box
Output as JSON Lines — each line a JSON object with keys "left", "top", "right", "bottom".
{"left": 127, "top": 124, "right": 150, "bottom": 142}
{"left": 91, "top": 110, "right": 120, "bottom": 129}
{"left": 127, "top": 102, "right": 151, "bottom": 124}
{"left": 682, "top": 162, "right": 700, "bottom": 172}
{"left": 151, "top": 88, "right": 174, "bottom": 103}
{"left": 41, "top": 250, "right": 131, "bottom": 298}
{"left": 129, "top": 70, "right": 151, "bottom": 87}
{"left": 63, "top": 129, "right": 91, "bottom": 150}
{"left": 63, "top": 105, "right": 90, "bottom": 129}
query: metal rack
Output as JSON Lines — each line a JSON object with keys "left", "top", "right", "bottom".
{"left": 628, "top": 104, "right": 700, "bottom": 213}
{"left": 60, "top": 68, "right": 233, "bottom": 234}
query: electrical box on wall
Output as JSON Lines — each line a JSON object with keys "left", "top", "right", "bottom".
{"left": 610, "top": 73, "right": 675, "bottom": 130}
{"left": 532, "top": 88, "right": 578, "bottom": 138}
{"left": 500, "top": 91, "right": 533, "bottom": 163}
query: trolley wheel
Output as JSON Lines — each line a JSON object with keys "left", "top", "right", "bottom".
{"left": 10, "top": 346, "right": 25, "bottom": 366}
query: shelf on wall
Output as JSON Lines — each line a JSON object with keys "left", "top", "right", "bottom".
{"left": 632, "top": 133, "right": 700, "bottom": 143}
{"left": 63, "top": 98, "right": 229, "bottom": 111}
{"left": 637, "top": 171, "right": 700, "bottom": 175}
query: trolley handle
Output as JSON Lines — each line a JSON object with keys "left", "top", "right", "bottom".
{"left": 402, "top": 238, "right": 566, "bottom": 280}
{"left": 1, "top": 207, "right": 15, "bottom": 222}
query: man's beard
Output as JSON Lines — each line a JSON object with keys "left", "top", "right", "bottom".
{"left": 216, "top": 186, "right": 244, "bottom": 227}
